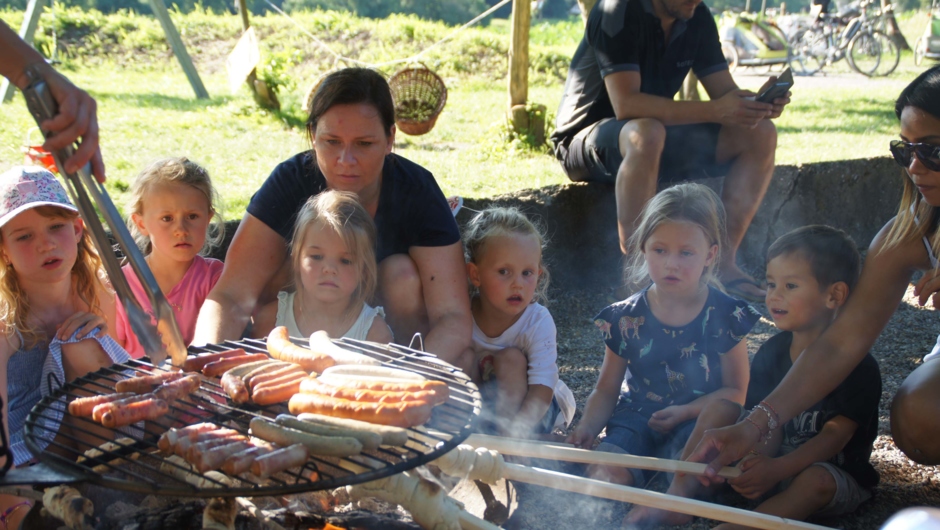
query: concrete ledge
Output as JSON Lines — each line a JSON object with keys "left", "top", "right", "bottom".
{"left": 459, "top": 157, "right": 904, "bottom": 291}
{"left": 206, "top": 157, "right": 904, "bottom": 293}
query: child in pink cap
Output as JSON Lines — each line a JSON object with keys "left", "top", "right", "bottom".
{"left": 0, "top": 167, "right": 129, "bottom": 490}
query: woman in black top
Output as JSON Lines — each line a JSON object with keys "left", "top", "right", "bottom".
{"left": 194, "top": 68, "right": 471, "bottom": 364}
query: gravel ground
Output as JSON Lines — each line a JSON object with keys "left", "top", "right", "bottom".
{"left": 501, "top": 281, "right": 940, "bottom": 530}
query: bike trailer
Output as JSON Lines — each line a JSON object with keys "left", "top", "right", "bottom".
{"left": 720, "top": 11, "right": 790, "bottom": 70}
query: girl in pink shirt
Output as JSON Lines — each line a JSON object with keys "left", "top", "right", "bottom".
{"left": 115, "top": 157, "right": 224, "bottom": 358}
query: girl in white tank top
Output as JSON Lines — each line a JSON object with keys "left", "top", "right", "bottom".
{"left": 252, "top": 191, "right": 393, "bottom": 343}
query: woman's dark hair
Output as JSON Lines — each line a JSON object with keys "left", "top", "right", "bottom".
{"left": 895, "top": 65, "right": 940, "bottom": 120}
{"left": 306, "top": 68, "right": 396, "bottom": 143}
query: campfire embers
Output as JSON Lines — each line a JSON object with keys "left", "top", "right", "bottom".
{"left": 20, "top": 481, "right": 424, "bottom": 530}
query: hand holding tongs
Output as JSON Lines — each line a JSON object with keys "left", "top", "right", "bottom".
{"left": 19, "top": 71, "right": 187, "bottom": 369}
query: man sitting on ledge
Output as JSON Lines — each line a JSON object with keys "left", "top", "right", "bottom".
{"left": 551, "top": 0, "right": 791, "bottom": 301}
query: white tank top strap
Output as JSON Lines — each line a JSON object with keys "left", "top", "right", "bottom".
{"left": 274, "top": 291, "right": 305, "bottom": 339}
{"left": 342, "top": 304, "right": 384, "bottom": 341}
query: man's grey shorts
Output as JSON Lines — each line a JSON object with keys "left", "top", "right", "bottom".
{"left": 558, "top": 118, "right": 731, "bottom": 183}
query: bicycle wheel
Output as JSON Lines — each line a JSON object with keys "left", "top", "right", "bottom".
{"left": 847, "top": 29, "right": 883, "bottom": 76}
{"left": 788, "top": 29, "right": 827, "bottom": 76}
{"left": 873, "top": 31, "right": 900, "bottom": 76}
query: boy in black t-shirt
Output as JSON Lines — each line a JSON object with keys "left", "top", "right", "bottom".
{"left": 626, "top": 225, "right": 881, "bottom": 528}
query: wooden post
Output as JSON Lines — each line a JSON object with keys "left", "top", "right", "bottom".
{"left": 148, "top": 0, "right": 209, "bottom": 99}
{"left": 1, "top": 0, "right": 45, "bottom": 103}
{"left": 508, "top": 0, "right": 530, "bottom": 132}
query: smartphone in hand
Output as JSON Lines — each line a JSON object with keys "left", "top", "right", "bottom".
{"left": 756, "top": 67, "right": 793, "bottom": 104}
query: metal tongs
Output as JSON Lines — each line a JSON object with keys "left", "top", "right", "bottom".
{"left": 20, "top": 72, "right": 187, "bottom": 368}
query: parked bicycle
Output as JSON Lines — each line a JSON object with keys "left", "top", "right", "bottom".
{"left": 787, "top": 0, "right": 899, "bottom": 77}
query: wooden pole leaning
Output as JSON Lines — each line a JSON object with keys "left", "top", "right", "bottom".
{"left": 502, "top": 463, "right": 834, "bottom": 530}
{"left": 465, "top": 434, "right": 742, "bottom": 479}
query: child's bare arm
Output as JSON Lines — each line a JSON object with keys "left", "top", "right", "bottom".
{"left": 729, "top": 415, "right": 856, "bottom": 499}
{"left": 775, "top": 415, "right": 857, "bottom": 478}
{"left": 365, "top": 314, "right": 394, "bottom": 343}
{"left": 513, "top": 383, "right": 554, "bottom": 434}
{"left": 567, "top": 347, "right": 628, "bottom": 447}
{"left": 249, "top": 301, "right": 278, "bottom": 339}
{"left": 648, "top": 340, "right": 750, "bottom": 432}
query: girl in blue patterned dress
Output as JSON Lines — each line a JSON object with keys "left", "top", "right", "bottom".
{"left": 567, "top": 183, "right": 760, "bottom": 487}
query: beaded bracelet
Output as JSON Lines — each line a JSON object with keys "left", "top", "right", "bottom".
{"left": 743, "top": 417, "right": 766, "bottom": 443}
{"left": 753, "top": 403, "right": 779, "bottom": 431}
{"left": 0, "top": 501, "right": 31, "bottom": 530}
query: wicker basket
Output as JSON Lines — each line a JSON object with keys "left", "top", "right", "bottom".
{"left": 389, "top": 64, "right": 448, "bottom": 136}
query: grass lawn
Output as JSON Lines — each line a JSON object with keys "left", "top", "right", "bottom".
{"left": 0, "top": 9, "right": 935, "bottom": 219}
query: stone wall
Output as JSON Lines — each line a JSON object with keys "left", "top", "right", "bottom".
{"left": 208, "top": 157, "right": 904, "bottom": 293}
{"left": 459, "top": 157, "right": 904, "bottom": 291}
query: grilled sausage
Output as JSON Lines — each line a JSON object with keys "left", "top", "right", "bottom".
{"left": 100, "top": 397, "right": 169, "bottom": 428}
{"left": 194, "top": 440, "right": 253, "bottom": 473}
{"left": 299, "top": 378, "right": 449, "bottom": 406}
{"left": 252, "top": 375, "right": 305, "bottom": 406}
{"left": 187, "top": 434, "right": 248, "bottom": 464}
{"left": 275, "top": 414, "right": 382, "bottom": 450}
{"left": 174, "top": 428, "right": 242, "bottom": 458}
{"left": 320, "top": 364, "right": 425, "bottom": 381}
{"left": 294, "top": 413, "right": 409, "bottom": 446}
{"left": 115, "top": 372, "right": 185, "bottom": 394}
{"left": 288, "top": 392, "right": 433, "bottom": 428}
{"left": 309, "top": 375, "right": 450, "bottom": 395}
{"left": 249, "top": 418, "right": 362, "bottom": 456}
{"left": 92, "top": 394, "right": 153, "bottom": 422}
{"left": 181, "top": 349, "right": 246, "bottom": 372}
{"left": 308, "top": 330, "right": 380, "bottom": 365}
{"left": 153, "top": 374, "right": 202, "bottom": 402}
{"left": 247, "top": 365, "right": 307, "bottom": 390}
{"left": 250, "top": 443, "right": 309, "bottom": 479}
{"left": 158, "top": 423, "right": 219, "bottom": 454}
{"left": 266, "top": 326, "right": 335, "bottom": 374}
{"left": 220, "top": 372, "right": 251, "bottom": 404}
{"left": 222, "top": 444, "right": 273, "bottom": 476}
{"left": 68, "top": 393, "right": 136, "bottom": 417}
{"left": 203, "top": 354, "right": 271, "bottom": 378}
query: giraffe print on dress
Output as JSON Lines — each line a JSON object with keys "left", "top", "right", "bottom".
{"left": 619, "top": 316, "right": 644, "bottom": 339}
{"left": 662, "top": 362, "right": 686, "bottom": 392}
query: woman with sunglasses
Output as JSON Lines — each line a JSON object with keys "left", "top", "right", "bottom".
{"left": 689, "top": 65, "right": 940, "bottom": 478}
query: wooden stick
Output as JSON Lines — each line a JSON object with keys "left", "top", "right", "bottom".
{"left": 501, "top": 463, "right": 833, "bottom": 530}
{"left": 339, "top": 460, "right": 500, "bottom": 530}
{"left": 465, "top": 433, "right": 742, "bottom": 479}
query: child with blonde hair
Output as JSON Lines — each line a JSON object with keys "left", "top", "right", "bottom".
{"left": 458, "top": 206, "right": 574, "bottom": 437}
{"left": 116, "top": 157, "right": 225, "bottom": 358}
{"left": 252, "top": 190, "right": 392, "bottom": 342}
{"left": 0, "top": 167, "right": 129, "bottom": 527}
{"left": 568, "top": 183, "right": 759, "bottom": 487}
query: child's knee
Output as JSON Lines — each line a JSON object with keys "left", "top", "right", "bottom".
{"left": 790, "top": 465, "right": 837, "bottom": 502}
{"left": 492, "top": 347, "right": 527, "bottom": 378}
{"left": 699, "top": 399, "right": 744, "bottom": 425}
{"left": 586, "top": 463, "right": 635, "bottom": 486}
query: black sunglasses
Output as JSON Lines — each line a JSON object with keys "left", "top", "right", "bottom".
{"left": 890, "top": 140, "right": 940, "bottom": 172}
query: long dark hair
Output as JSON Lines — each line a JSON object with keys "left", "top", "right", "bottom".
{"left": 306, "top": 68, "right": 396, "bottom": 146}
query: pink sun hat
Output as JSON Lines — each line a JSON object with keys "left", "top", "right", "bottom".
{"left": 0, "top": 166, "right": 77, "bottom": 229}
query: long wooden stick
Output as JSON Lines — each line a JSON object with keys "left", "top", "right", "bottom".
{"left": 339, "top": 460, "right": 500, "bottom": 530}
{"left": 465, "top": 433, "right": 742, "bottom": 479}
{"left": 501, "top": 463, "right": 833, "bottom": 530}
